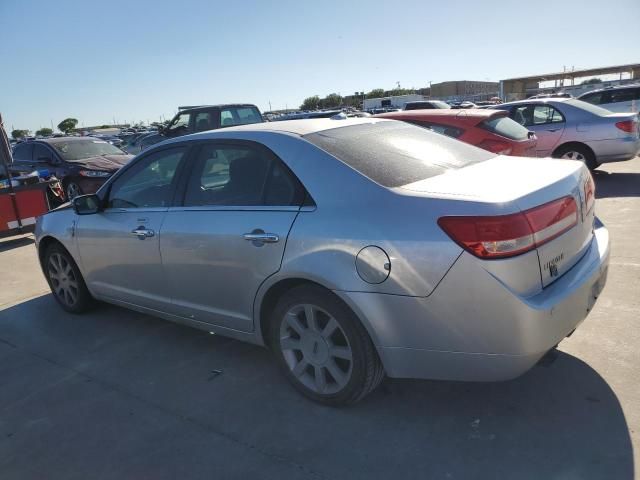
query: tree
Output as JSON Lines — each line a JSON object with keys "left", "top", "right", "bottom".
{"left": 300, "top": 95, "right": 321, "bottom": 111}
{"left": 11, "top": 129, "right": 29, "bottom": 139}
{"left": 322, "top": 93, "right": 343, "bottom": 108}
{"left": 57, "top": 118, "right": 78, "bottom": 134}
{"left": 581, "top": 77, "right": 603, "bottom": 85}
{"left": 366, "top": 89, "right": 385, "bottom": 99}
{"left": 35, "top": 128, "right": 53, "bottom": 137}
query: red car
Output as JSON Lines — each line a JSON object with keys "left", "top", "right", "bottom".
{"left": 375, "top": 109, "right": 537, "bottom": 156}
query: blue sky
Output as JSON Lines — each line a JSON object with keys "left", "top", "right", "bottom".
{"left": 1, "top": 0, "right": 638, "bottom": 132}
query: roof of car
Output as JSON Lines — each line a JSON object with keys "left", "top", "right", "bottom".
{"left": 177, "top": 103, "right": 259, "bottom": 112}
{"left": 578, "top": 83, "right": 640, "bottom": 96}
{"left": 28, "top": 137, "right": 105, "bottom": 145}
{"left": 375, "top": 109, "right": 502, "bottom": 120}
{"left": 493, "top": 98, "right": 572, "bottom": 107}
{"left": 203, "top": 117, "right": 393, "bottom": 136}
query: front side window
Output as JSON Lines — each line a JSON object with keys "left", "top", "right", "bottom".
{"left": 33, "top": 144, "right": 55, "bottom": 162}
{"left": 166, "top": 113, "right": 191, "bottom": 134}
{"left": 12, "top": 143, "right": 33, "bottom": 161}
{"left": 108, "top": 147, "right": 187, "bottom": 209}
{"left": 512, "top": 105, "right": 564, "bottom": 126}
{"left": 580, "top": 92, "right": 603, "bottom": 105}
{"left": 184, "top": 143, "right": 302, "bottom": 207}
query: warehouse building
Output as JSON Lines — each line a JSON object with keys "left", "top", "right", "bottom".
{"left": 500, "top": 63, "right": 640, "bottom": 101}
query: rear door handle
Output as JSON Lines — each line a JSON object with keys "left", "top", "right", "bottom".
{"left": 243, "top": 232, "right": 279, "bottom": 243}
{"left": 546, "top": 128, "right": 560, "bottom": 132}
{"left": 131, "top": 227, "right": 155, "bottom": 239}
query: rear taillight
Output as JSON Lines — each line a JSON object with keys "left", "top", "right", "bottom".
{"left": 583, "top": 173, "right": 595, "bottom": 214}
{"left": 615, "top": 120, "right": 637, "bottom": 133}
{"left": 477, "top": 139, "right": 512, "bottom": 155}
{"left": 438, "top": 196, "right": 578, "bottom": 259}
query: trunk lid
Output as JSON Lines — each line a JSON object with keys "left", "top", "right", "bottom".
{"left": 403, "top": 156, "right": 595, "bottom": 289}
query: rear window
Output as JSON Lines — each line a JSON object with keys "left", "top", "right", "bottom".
{"left": 304, "top": 121, "right": 493, "bottom": 188}
{"left": 481, "top": 116, "right": 530, "bottom": 140}
{"left": 220, "top": 106, "right": 263, "bottom": 127}
{"left": 565, "top": 99, "right": 613, "bottom": 116}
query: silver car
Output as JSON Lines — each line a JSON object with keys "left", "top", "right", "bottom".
{"left": 490, "top": 98, "right": 640, "bottom": 169}
{"left": 35, "top": 118, "right": 610, "bottom": 405}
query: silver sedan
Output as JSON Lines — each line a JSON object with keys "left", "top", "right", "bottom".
{"left": 35, "top": 118, "right": 610, "bottom": 405}
{"left": 490, "top": 98, "right": 640, "bottom": 168}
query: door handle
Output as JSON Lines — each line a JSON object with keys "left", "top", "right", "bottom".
{"left": 243, "top": 232, "right": 279, "bottom": 243}
{"left": 546, "top": 128, "right": 560, "bottom": 132}
{"left": 131, "top": 227, "right": 155, "bottom": 239}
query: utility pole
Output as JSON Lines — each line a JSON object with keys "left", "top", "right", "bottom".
{"left": 269, "top": 101, "right": 272, "bottom": 112}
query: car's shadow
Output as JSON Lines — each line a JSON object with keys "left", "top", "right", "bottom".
{"left": 593, "top": 169, "right": 640, "bottom": 198}
{"left": 0, "top": 295, "right": 633, "bottom": 480}
{"left": 0, "top": 235, "right": 34, "bottom": 253}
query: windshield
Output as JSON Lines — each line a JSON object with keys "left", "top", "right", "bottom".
{"left": 565, "top": 98, "right": 614, "bottom": 116}
{"left": 305, "top": 121, "right": 493, "bottom": 188}
{"left": 51, "top": 139, "right": 125, "bottom": 161}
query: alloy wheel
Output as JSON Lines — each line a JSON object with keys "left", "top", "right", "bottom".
{"left": 279, "top": 303, "right": 353, "bottom": 395}
{"left": 47, "top": 252, "right": 79, "bottom": 307}
{"left": 560, "top": 150, "right": 586, "bottom": 162}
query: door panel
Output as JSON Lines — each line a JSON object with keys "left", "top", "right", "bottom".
{"left": 160, "top": 209, "right": 298, "bottom": 330}
{"left": 511, "top": 104, "right": 565, "bottom": 157}
{"left": 76, "top": 210, "right": 169, "bottom": 309}
{"left": 75, "top": 146, "right": 189, "bottom": 310}
{"left": 159, "top": 140, "right": 305, "bottom": 331}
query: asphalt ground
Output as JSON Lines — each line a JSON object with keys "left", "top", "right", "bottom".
{"left": 1, "top": 157, "right": 639, "bottom": 479}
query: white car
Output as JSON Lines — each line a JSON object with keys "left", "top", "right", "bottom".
{"left": 578, "top": 84, "right": 640, "bottom": 114}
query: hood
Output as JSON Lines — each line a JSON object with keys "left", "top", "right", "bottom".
{"left": 70, "top": 154, "right": 133, "bottom": 172}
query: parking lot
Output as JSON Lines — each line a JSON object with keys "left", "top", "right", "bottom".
{"left": 0, "top": 157, "right": 638, "bottom": 479}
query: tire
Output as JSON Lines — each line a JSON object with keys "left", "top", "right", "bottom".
{"left": 269, "top": 285, "right": 384, "bottom": 406}
{"left": 553, "top": 144, "right": 597, "bottom": 170}
{"left": 65, "top": 180, "right": 83, "bottom": 201}
{"left": 43, "top": 243, "right": 94, "bottom": 313}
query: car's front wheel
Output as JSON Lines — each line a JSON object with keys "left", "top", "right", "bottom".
{"left": 44, "top": 244, "right": 94, "bottom": 313}
{"left": 270, "top": 285, "right": 384, "bottom": 406}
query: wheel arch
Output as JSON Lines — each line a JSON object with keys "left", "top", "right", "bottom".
{"left": 552, "top": 141, "right": 596, "bottom": 162}
{"left": 255, "top": 275, "right": 381, "bottom": 350}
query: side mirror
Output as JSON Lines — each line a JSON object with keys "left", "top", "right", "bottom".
{"left": 72, "top": 194, "right": 101, "bottom": 215}
{"left": 157, "top": 126, "right": 164, "bottom": 134}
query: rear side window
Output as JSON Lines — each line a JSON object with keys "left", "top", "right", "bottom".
{"left": 304, "top": 122, "right": 493, "bottom": 188}
{"left": 183, "top": 143, "right": 303, "bottom": 207}
{"left": 480, "top": 116, "right": 530, "bottom": 140}
{"left": 609, "top": 88, "right": 640, "bottom": 103}
{"left": 219, "top": 106, "right": 263, "bottom": 127}
{"left": 406, "top": 120, "right": 463, "bottom": 138}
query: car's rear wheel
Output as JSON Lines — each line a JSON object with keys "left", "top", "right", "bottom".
{"left": 553, "top": 144, "right": 597, "bottom": 170}
{"left": 44, "top": 244, "right": 93, "bottom": 313}
{"left": 65, "top": 181, "right": 83, "bottom": 201}
{"left": 269, "top": 285, "right": 384, "bottom": 406}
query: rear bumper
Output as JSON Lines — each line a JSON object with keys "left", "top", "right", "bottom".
{"left": 337, "top": 220, "right": 610, "bottom": 381}
{"left": 588, "top": 137, "right": 640, "bottom": 164}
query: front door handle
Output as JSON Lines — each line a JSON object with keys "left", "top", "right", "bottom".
{"left": 243, "top": 232, "right": 279, "bottom": 244}
{"left": 546, "top": 128, "right": 560, "bottom": 132}
{"left": 131, "top": 227, "right": 155, "bottom": 240}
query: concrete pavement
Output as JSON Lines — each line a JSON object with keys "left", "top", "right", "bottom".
{"left": 1, "top": 158, "right": 639, "bottom": 479}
